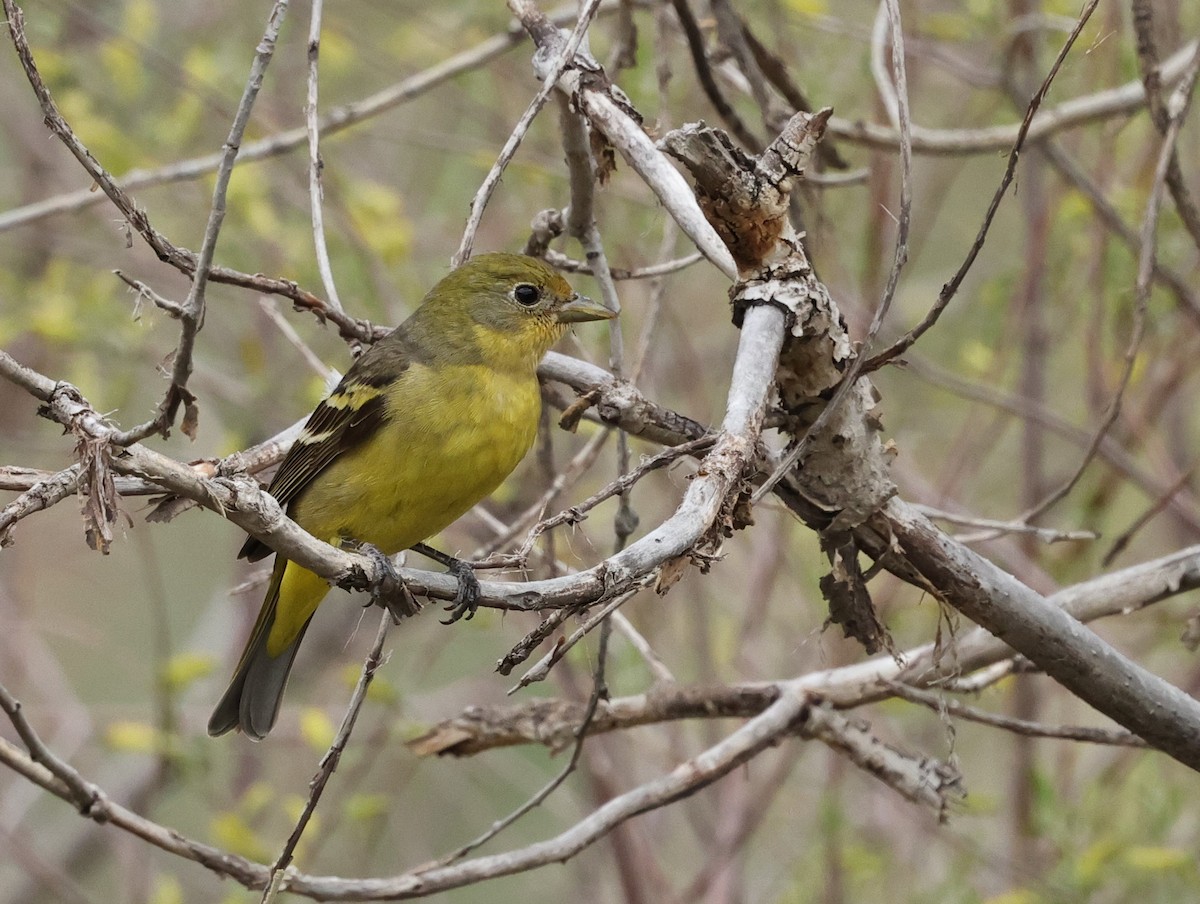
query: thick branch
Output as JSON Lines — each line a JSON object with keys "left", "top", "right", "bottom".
{"left": 885, "top": 498, "right": 1200, "bottom": 771}
{"left": 410, "top": 543, "right": 1200, "bottom": 755}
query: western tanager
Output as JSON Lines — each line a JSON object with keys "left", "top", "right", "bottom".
{"left": 209, "top": 253, "right": 614, "bottom": 739}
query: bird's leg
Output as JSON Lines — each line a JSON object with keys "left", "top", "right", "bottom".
{"left": 346, "top": 540, "right": 421, "bottom": 623}
{"left": 411, "top": 542, "right": 482, "bottom": 625}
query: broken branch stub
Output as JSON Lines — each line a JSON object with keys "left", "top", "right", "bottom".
{"left": 662, "top": 111, "right": 897, "bottom": 652}
{"left": 662, "top": 112, "right": 895, "bottom": 526}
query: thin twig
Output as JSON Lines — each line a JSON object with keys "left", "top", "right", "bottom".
{"left": 456, "top": 0, "right": 605, "bottom": 265}
{"left": 259, "top": 299, "right": 338, "bottom": 381}
{"left": 509, "top": 578, "right": 652, "bottom": 692}
{"left": 1131, "top": 4, "right": 1200, "bottom": 252}
{"left": 667, "top": 0, "right": 761, "bottom": 149}
{"left": 885, "top": 681, "right": 1150, "bottom": 747}
{"left": 0, "top": 683, "right": 101, "bottom": 815}
{"left": 304, "top": 0, "right": 345, "bottom": 316}
{"left": 863, "top": 0, "right": 1101, "bottom": 372}
{"left": 431, "top": 603, "right": 616, "bottom": 868}
{"left": 543, "top": 249, "right": 703, "bottom": 279}
{"left": 825, "top": 38, "right": 1198, "bottom": 155}
{"left": 114, "top": 271, "right": 185, "bottom": 319}
{"left": 610, "top": 612, "right": 675, "bottom": 682}
{"left": 1017, "top": 49, "right": 1200, "bottom": 523}
{"left": 0, "top": 465, "right": 82, "bottom": 546}
{"left": 911, "top": 504, "right": 1097, "bottom": 545}
{"left": 513, "top": 436, "right": 714, "bottom": 564}
{"left": 902, "top": 355, "right": 1200, "bottom": 533}
{"left": 1104, "top": 466, "right": 1198, "bottom": 567}
{"left": 262, "top": 612, "right": 391, "bottom": 901}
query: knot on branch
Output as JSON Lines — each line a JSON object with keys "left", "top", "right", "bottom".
{"left": 76, "top": 784, "right": 106, "bottom": 820}
{"left": 661, "top": 110, "right": 829, "bottom": 273}
{"left": 37, "top": 380, "right": 86, "bottom": 422}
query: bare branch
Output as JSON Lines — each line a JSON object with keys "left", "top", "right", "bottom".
{"left": 1016, "top": 46, "right": 1200, "bottom": 523}
{"left": 798, "top": 704, "right": 964, "bottom": 822}
{"left": 826, "top": 39, "right": 1199, "bottom": 154}
{"left": 457, "top": 0, "right": 605, "bottom": 265}
{"left": 885, "top": 682, "right": 1150, "bottom": 748}
{"left": 304, "top": 0, "right": 345, "bottom": 317}
{"left": 287, "top": 687, "right": 812, "bottom": 899}
{"left": 263, "top": 613, "right": 391, "bottom": 901}
{"left": 412, "top": 543, "right": 1200, "bottom": 756}
{"left": 0, "top": 689, "right": 265, "bottom": 888}
{"left": 864, "top": 0, "right": 1101, "bottom": 371}
{"left": 885, "top": 498, "right": 1200, "bottom": 771}
{"left": 1131, "top": 4, "right": 1200, "bottom": 251}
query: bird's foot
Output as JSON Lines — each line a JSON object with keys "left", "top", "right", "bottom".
{"left": 350, "top": 541, "right": 421, "bottom": 623}
{"left": 412, "top": 542, "right": 482, "bottom": 625}
{"left": 440, "top": 556, "right": 482, "bottom": 625}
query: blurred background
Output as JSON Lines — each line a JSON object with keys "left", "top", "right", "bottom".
{"left": 2, "top": 0, "right": 1200, "bottom": 902}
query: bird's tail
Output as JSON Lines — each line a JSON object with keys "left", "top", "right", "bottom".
{"left": 208, "top": 557, "right": 324, "bottom": 740}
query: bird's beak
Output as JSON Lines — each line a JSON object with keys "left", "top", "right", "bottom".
{"left": 555, "top": 294, "right": 617, "bottom": 324}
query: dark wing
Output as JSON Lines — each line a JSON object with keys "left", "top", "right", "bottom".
{"left": 238, "top": 343, "right": 405, "bottom": 563}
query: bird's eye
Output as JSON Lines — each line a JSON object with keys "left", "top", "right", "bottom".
{"left": 513, "top": 283, "right": 541, "bottom": 306}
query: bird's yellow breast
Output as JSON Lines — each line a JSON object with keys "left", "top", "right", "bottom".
{"left": 288, "top": 361, "right": 540, "bottom": 554}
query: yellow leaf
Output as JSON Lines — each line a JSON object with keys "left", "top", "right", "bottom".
{"left": 160, "top": 652, "right": 216, "bottom": 690}
{"left": 184, "top": 46, "right": 220, "bottom": 88}
{"left": 1124, "top": 846, "right": 1192, "bottom": 872}
{"left": 149, "top": 874, "right": 183, "bottom": 904}
{"left": 283, "top": 793, "right": 314, "bottom": 826}
{"left": 240, "top": 782, "right": 276, "bottom": 817}
{"left": 366, "top": 674, "right": 399, "bottom": 705}
{"left": 104, "top": 721, "right": 162, "bottom": 755}
{"left": 30, "top": 261, "right": 82, "bottom": 342}
{"left": 1075, "top": 837, "right": 1119, "bottom": 884}
{"left": 981, "top": 891, "right": 1041, "bottom": 904}
{"left": 345, "top": 181, "right": 412, "bottom": 265}
{"left": 783, "top": 0, "right": 827, "bottom": 15}
{"left": 226, "top": 168, "right": 281, "bottom": 238}
{"left": 100, "top": 40, "right": 143, "bottom": 96}
{"left": 923, "top": 13, "right": 972, "bottom": 41}
{"left": 210, "top": 812, "right": 270, "bottom": 863}
{"left": 344, "top": 793, "right": 388, "bottom": 822}
{"left": 124, "top": 0, "right": 158, "bottom": 44}
{"left": 341, "top": 664, "right": 399, "bottom": 704}
{"left": 319, "top": 28, "right": 355, "bottom": 73}
{"left": 299, "top": 707, "right": 336, "bottom": 751}
{"left": 959, "top": 338, "right": 994, "bottom": 375}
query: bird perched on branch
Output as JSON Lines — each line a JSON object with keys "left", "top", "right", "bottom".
{"left": 209, "top": 253, "right": 615, "bottom": 739}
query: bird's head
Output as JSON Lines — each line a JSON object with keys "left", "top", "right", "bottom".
{"left": 419, "top": 253, "right": 615, "bottom": 368}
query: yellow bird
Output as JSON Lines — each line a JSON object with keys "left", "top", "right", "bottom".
{"left": 209, "top": 253, "right": 614, "bottom": 739}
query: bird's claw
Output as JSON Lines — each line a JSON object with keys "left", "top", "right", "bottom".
{"left": 353, "top": 542, "right": 420, "bottom": 623}
{"left": 440, "top": 557, "right": 481, "bottom": 625}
